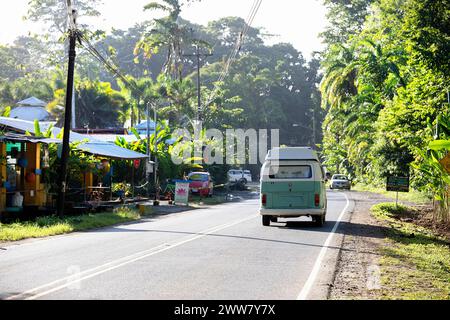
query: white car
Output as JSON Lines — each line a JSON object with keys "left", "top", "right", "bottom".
{"left": 227, "top": 169, "right": 252, "bottom": 184}
{"left": 330, "top": 174, "right": 351, "bottom": 190}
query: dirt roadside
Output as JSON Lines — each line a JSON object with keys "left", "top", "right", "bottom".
{"left": 329, "top": 191, "right": 395, "bottom": 299}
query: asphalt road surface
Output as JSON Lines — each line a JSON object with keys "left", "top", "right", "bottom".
{"left": 0, "top": 191, "right": 351, "bottom": 300}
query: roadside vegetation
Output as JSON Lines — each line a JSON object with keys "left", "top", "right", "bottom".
{"left": 0, "top": 193, "right": 232, "bottom": 242}
{"left": 353, "top": 184, "right": 431, "bottom": 205}
{"left": 0, "top": 0, "right": 322, "bottom": 185}
{"left": 320, "top": 0, "right": 450, "bottom": 223}
{"left": 0, "top": 207, "right": 141, "bottom": 242}
{"left": 371, "top": 203, "right": 450, "bottom": 299}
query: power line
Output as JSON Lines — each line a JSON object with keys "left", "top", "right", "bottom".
{"left": 216, "top": 0, "right": 262, "bottom": 83}
{"left": 78, "top": 32, "right": 147, "bottom": 98}
{"left": 206, "top": 0, "right": 263, "bottom": 106}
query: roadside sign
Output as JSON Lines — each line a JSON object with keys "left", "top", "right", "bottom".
{"left": 439, "top": 153, "right": 450, "bottom": 173}
{"left": 146, "top": 161, "right": 153, "bottom": 174}
{"left": 386, "top": 176, "right": 410, "bottom": 193}
{"left": 174, "top": 181, "right": 190, "bottom": 205}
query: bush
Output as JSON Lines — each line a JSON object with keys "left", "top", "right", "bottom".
{"left": 371, "top": 202, "right": 411, "bottom": 218}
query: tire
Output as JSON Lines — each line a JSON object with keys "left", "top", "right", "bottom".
{"left": 270, "top": 216, "right": 278, "bottom": 223}
{"left": 262, "top": 215, "right": 271, "bottom": 226}
{"left": 313, "top": 215, "right": 325, "bottom": 227}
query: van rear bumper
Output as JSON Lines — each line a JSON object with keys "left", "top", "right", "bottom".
{"left": 260, "top": 208, "right": 325, "bottom": 217}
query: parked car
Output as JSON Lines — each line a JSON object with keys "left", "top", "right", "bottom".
{"left": 259, "top": 147, "right": 327, "bottom": 227}
{"left": 227, "top": 169, "right": 252, "bottom": 184}
{"left": 188, "top": 172, "right": 214, "bottom": 197}
{"left": 330, "top": 174, "right": 351, "bottom": 190}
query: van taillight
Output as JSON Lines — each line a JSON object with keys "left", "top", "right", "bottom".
{"left": 262, "top": 194, "right": 267, "bottom": 206}
{"left": 315, "top": 194, "right": 320, "bottom": 207}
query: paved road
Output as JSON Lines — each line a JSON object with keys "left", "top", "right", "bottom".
{"left": 0, "top": 191, "right": 351, "bottom": 300}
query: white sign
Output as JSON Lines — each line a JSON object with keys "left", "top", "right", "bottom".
{"left": 146, "top": 161, "right": 154, "bottom": 174}
{"left": 174, "top": 181, "right": 190, "bottom": 205}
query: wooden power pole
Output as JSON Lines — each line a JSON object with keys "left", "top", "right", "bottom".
{"left": 183, "top": 46, "right": 212, "bottom": 121}
{"left": 56, "top": 6, "right": 78, "bottom": 217}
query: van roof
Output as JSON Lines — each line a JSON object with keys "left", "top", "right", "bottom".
{"left": 265, "top": 147, "right": 319, "bottom": 161}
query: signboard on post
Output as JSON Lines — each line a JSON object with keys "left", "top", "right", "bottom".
{"left": 386, "top": 176, "right": 410, "bottom": 193}
{"left": 174, "top": 181, "right": 190, "bottom": 206}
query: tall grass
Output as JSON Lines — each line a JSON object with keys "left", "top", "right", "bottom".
{"left": 371, "top": 202, "right": 450, "bottom": 300}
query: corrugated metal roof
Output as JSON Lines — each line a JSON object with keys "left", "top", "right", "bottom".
{"left": 136, "top": 120, "right": 156, "bottom": 130}
{"left": 0, "top": 133, "right": 61, "bottom": 144}
{"left": 10, "top": 106, "right": 52, "bottom": 121}
{"left": 87, "top": 134, "right": 148, "bottom": 143}
{"left": 17, "top": 97, "right": 47, "bottom": 107}
{"left": 0, "top": 117, "right": 148, "bottom": 159}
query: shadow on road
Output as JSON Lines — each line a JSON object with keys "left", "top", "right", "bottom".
{"left": 105, "top": 220, "right": 390, "bottom": 255}
{"left": 280, "top": 221, "right": 388, "bottom": 239}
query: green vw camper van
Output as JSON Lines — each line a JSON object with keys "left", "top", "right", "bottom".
{"left": 259, "top": 147, "right": 327, "bottom": 227}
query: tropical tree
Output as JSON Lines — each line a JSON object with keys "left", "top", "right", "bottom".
{"left": 26, "top": 0, "right": 102, "bottom": 36}
{"left": 117, "top": 76, "right": 155, "bottom": 127}
{"left": 320, "top": 44, "right": 359, "bottom": 108}
{"left": 135, "top": 0, "right": 208, "bottom": 80}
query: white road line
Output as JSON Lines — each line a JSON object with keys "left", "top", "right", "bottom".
{"left": 296, "top": 192, "right": 350, "bottom": 300}
{"left": 6, "top": 214, "right": 259, "bottom": 300}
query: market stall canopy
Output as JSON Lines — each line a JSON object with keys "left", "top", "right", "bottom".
{"left": 0, "top": 117, "right": 149, "bottom": 160}
{"left": 0, "top": 133, "right": 61, "bottom": 144}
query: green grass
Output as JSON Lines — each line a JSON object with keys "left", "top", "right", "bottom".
{"left": 354, "top": 183, "right": 431, "bottom": 204}
{"left": 371, "top": 202, "right": 450, "bottom": 300}
{"left": 189, "top": 194, "right": 227, "bottom": 206}
{"left": 0, "top": 207, "right": 141, "bottom": 242}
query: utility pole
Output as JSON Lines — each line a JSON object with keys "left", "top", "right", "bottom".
{"left": 71, "top": 82, "right": 76, "bottom": 129}
{"left": 153, "top": 102, "right": 159, "bottom": 206}
{"left": 312, "top": 105, "right": 316, "bottom": 149}
{"left": 56, "top": 5, "right": 77, "bottom": 218}
{"left": 146, "top": 101, "right": 152, "bottom": 200}
{"left": 183, "top": 45, "right": 212, "bottom": 121}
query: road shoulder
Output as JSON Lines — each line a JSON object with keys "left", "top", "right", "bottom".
{"left": 305, "top": 191, "right": 355, "bottom": 300}
{"left": 328, "top": 191, "right": 394, "bottom": 299}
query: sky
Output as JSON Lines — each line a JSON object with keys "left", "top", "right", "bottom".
{"left": 0, "top": 0, "right": 328, "bottom": 59}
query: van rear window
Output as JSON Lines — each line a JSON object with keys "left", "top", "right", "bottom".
{"left": 269, "top": 165, "right": 312, "bottom": 179}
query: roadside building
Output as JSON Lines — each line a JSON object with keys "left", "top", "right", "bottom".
{"left": 9, "top": 97, "right": 53, "bottom": 122}
{"left": 0, "top": 117, "right": 149, "bottom": 221}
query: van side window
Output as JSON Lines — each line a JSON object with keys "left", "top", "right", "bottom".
{"left": 268, "top": 165, "right": 312, "bottom": 179}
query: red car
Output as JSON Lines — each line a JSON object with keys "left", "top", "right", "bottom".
{"left": 188, "top": 172, "right": 213, "bottom": 197}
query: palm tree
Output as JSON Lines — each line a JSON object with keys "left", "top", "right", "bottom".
{"left": 320, "top": 44, "right": 360, "bottom": 109}
{"left": 357, "top": 39, "right": 406, "bottom": 96}
{"left": 156, "top": 75, "right": 197, "bottom": 124}
{"left": 117, "top": 76, "right": 154, "bottom": 127}
{"left": 75, "top": 80, "right": 125, "bottom": 128}
{"left": 135, "top": 0, "right": 209, "bottom": 81}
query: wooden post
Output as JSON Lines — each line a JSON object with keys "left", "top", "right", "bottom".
{"left": 23, "top": 142, "right": 45, "bottom": 207}
{"left": 396, "top": 191, "right": 399, "bottom": 208}
{"left": 131, "top": 160, "right": 135, "bottom": 199}
{"left": 109, "top": 158, "right": 113, "bottom": 201}
{"left": 0, "top": 142, "right": 7, "bottom": 214}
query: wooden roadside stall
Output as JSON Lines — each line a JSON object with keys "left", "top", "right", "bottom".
{"left": 0, "top": 133, "right": 61, "bottom": 220}
{"left": 0, "top": 117, "right": 149, "bottom": 218}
